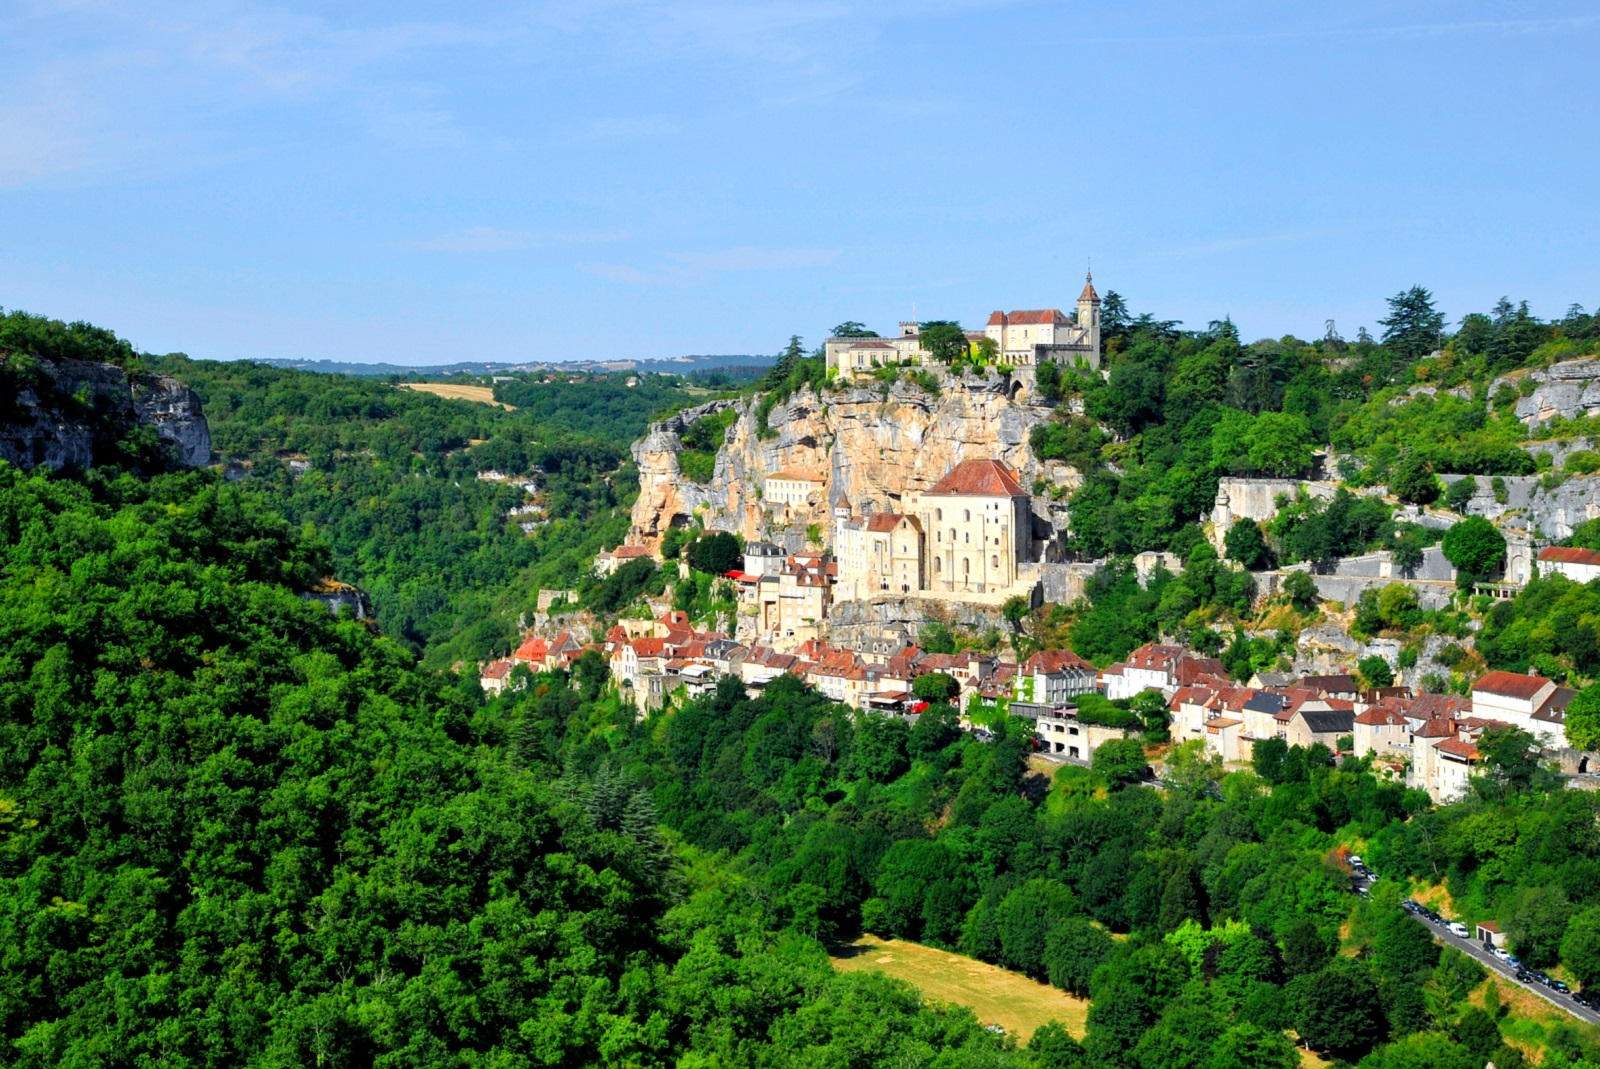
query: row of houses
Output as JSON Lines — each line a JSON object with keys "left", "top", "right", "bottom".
{"left": 478, "top": 630, "right": 589, "bottom": 693}
{"left": 1145, "top": 642, "right": 1577, "bottom": 802}
{"left": 483, "top": 617, "right": 1581, "bottom": 804}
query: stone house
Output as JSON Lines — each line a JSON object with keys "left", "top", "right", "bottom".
{"left": 1020, "top": 649, "right": 1100, "bottom": 704}
{"left": 1471, "top": 670, "right": 1574, "bottom": 749}
{"left": 1283, "top": 704, "right": 1356, "bottom": 750}
{"left": 823, "top": 322, "right": 927, "bottom": 375}
{"left": 594, "top": 544, "right": 654, "bottom": 576}
{"left": 479, "top": 659, "right": 514, "bottom": 695}
{"left": 1353, "top": 702, "right": 1411, "bottom": 758}
{"left": 764, "top": 469, "right": 827, "bottom": 517}
{"left": 1104, "top": 643, "right": 1187, "bottom": 700}
{"left": 1538, "top": 545, "right": 1600, "bottom": 583}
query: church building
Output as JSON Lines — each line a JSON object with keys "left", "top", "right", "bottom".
{"left": 833, "top": 458, "right": 1034, "bottom": 601}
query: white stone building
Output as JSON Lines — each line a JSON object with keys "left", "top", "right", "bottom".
{"left": 832, "top": 458, "right": 1037, "bottom": 602}
{"left": 1470, "top": 670, "right": 1573, "bottom": 749}
{"left": 1538, "top": 546, "right": 1600, "bottom": 583}
{"left": 983, "top": 274, "right": 1102, "bottom": 370}
{"left": 824, "top": 323, "right": 927, "bottom": 375}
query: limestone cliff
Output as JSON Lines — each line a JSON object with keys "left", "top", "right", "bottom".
{"left": 629, "top": 369, "right": 1079, "bottom": 556}
{"left": 0, "top": 357, "right": 210, "bottom": 471}
{"left": 1492, "top": 358, "right": 1600, "bottom": 428}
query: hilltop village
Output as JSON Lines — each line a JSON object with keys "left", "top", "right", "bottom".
{"left": 467, "top": 282, "right": 1600, "bottom": 804}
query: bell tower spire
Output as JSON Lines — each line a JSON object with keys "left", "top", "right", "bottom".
{"left": 1076, "top": 265, "right": 1101, "bottom": 367}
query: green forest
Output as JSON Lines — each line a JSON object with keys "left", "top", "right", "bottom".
{"left": 7, "top": 449, "right": 1600, "bottom": 1066}
{"left": 10, "top": 295, "right": 1600, "bottom": 1066}
{"left": 1033, "top": 289, "right": 1600, "bottom": 561}
{"left": 137, "top": 354, "right": 715, "bottom": 668}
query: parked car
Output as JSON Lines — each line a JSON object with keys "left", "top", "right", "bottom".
{"left": 1447, "top": 922, "right": 1471, "bottom": 938}
{"left": 1493, "top": 948, "right": 1511, "bottom": 962}
{"left": 1349, "top": 855, "right": 1364, "bottom": 868}
{"left": 1506, "top": 955, "right": 1523, "bottom": 970}
{"left": 1551, "top": 979, "right": 1571, "bottom": 993}
{"left": 1517, "top": 970, "right": 1534, "bottom": 983}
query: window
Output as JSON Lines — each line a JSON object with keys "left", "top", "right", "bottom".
{"left": 963, "top": 558, "right": 970, "bottom": 576}
{"left": 934, "top": 558, "right": 941, "bottom": 574}
{"left": 936, "top": 508, "right": 942, "bottom": 521}
{"left": 992, "top": 555, "right": 999, "bottom": 568}
{"left": 964, "top": 509, "right": 970, "bottom": 522}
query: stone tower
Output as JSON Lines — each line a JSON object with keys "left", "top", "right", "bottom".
{"left": 1076, "top": 269, "right": 1101, "bottom": 359}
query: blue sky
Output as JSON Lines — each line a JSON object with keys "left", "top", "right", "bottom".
{"left": 3, "top": 1, "right": 1597, "bottom": 365}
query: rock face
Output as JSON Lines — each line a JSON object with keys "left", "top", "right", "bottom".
{"left": 1443, "top": 472, "right": 1600, "bottom": 542}
{"left": 131, "top": 375, "right": 211, "bottom": 467}
{"left": 1493, "top": 359, "right": 1600, "bottom": 427}
{"left": 0, "top": 358, "right": 209, "bottom": 471}
{"left": 628, "top": 369, "right": 1072, "bottom": 556}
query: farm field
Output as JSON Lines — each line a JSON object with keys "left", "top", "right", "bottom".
{"left": 397, "top": 382, "right": 514, "bottom": 408}
{"left": 829, "top": 934, "right": 1087, "bottom": 1042}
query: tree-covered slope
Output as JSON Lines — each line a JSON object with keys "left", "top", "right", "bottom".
{"left": 0, "top": 461, "right": 1037, "bottom": 1067}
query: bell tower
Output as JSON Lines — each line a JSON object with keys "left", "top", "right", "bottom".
{"left": 1076, "top": 269, "right": 1102, "bottom": 368}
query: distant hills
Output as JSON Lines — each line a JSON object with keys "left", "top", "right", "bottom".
{"left": 252, "top": 353, "right": 776, "bottom": 378}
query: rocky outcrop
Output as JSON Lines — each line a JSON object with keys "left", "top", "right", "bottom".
{"left": 629, "top": 368, "right": 1076, "bottom": 555}
{"left": 1442, "top": 471, "right": 1600, "bottom": 541}
{"left": 0, "top": 357, "right": 210, "bottom": 471}
{"left": 1493, "top": 359, "right": 1600, "bottom": 427}
{"left": 132, "top": 375, "right": 211, "bottom": 466}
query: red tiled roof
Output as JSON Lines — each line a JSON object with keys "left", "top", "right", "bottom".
{"left": 1539, "top": 546, "right": 1600, "bottom": 566}
{"left": 1025, "top": 649, "right": 1095, "bottom": 674}
{"left": 986, "top": 309, "right": 1066, "bottom": 327}
{"left": 513, "top": 636, "right": 548, "bottom": 662}
{"left": 480, "top": 659, "right": 514, "bottom": 680}
{"left": 1079, "top": 273, "right": 1099, "bottom": 303}
{"left": 867, "top": 512, "right": 905, "bottom": 532}
{"left": 1176, "top": 656, "right": 1228, "bottom": 686}
{"left": 1413, "top": 717, "right": 1459, "bottom": 738}
{"left": 926, "top": 458, "right": 1028, "bottom": 497}
{"left": 1435, "top": 738, "right": 1481, "bottom": 760}
{"left": 1127, "top": 643, "right": 1186, "bottom": 671}
{"left": 611, "top": 544, "right": 652, "bottom": 559}
{"left": 1355, "top": 707, "right": 1408, "bottom": 726}
{"left": 1473, "top": 670, "right": 1553, "bottom": 700}
{"left": 769, "top": 468, "right": 826, "bottom": 483}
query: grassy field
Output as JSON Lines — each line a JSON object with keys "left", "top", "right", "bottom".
{"left": 397, "top": 382, "right": 515, "bottom": 409}
{"left": 829, "top": 934, "right": 1087, "bottom": 1042}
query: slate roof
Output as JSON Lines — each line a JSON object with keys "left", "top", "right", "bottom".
{"left": 1297, "top": 708, "right": 1356, "bottom": 735}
